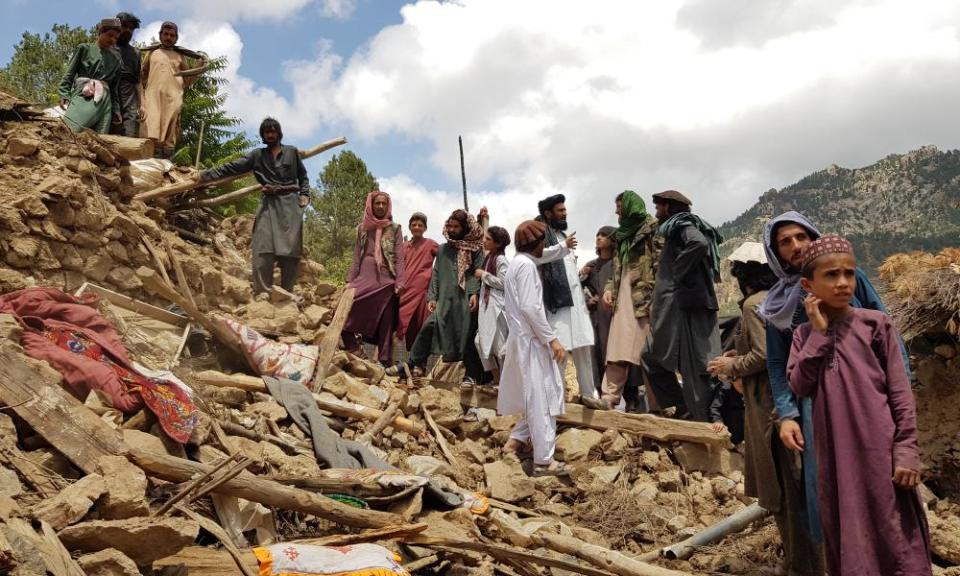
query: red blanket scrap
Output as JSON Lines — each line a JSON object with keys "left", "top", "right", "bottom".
{"left": 0, "top": 287, "right": 198, "bottom": 443}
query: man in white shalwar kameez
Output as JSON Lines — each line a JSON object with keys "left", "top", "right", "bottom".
{"left": 534, "top": 195, "right": 600, "bottom": 403}
{"left": 498, "top": 220, "right": 569, "bottom": 476}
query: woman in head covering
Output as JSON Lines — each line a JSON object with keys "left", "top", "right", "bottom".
{"left": 58, "top": 18, "right": 123, "bottom": 133}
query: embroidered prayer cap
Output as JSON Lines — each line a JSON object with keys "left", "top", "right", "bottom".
{"left": 537, "top": 194, "right": 566, "bottom": 215}
{"left": 98, "top": 18, "right": 122, "bottom": 32}
{"left": 409, "top": 212, "right": 428, "bottom": 226}
{"left": 800, "top": 234, "right": 854, "bottom": 270}
{"left": 652, "top": 190, "right": 692, "bottom": 207}
{"left": 160, "top": 21, "right": 179, "bottom": 34}
{"left": 598, "top": 225, "right": 617, "bottom": 237}
{"left": 116, "top": 12, "right": 141, "bottom": 27}
{"left": 515, "top": 220, "right": 547, "bottom": 252}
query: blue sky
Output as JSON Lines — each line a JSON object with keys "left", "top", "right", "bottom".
{"left": 4, "top": 1, "right": 960, "bottom": 253}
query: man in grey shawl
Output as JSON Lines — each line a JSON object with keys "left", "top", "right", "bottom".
{"left": 109, "top": 12, "right": 143, "bottom": 137}
{"left": 642, "top": 190, "right": 722, "bottom": 421}
{"left": 199, "top": 118, "right": 309, "bottom": 295}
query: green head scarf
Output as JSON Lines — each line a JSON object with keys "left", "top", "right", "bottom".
{"left": 614, "top": 190, "right": 649, "bottom": 263}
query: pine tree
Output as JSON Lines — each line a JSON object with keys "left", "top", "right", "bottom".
{"left": 0, "top": 24, "right": 95, "bottom": 104}
{"left": 304, "top": 151, "right": 379, "bottom": 282}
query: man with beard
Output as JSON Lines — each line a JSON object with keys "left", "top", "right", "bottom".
{"left": 402, "top": 210, "right": 484, "bottom": 384}
{"left": 140, "top": 21, "right": 205, "bottom": 157}
{"left": 109, "top": 12, "right": 143, "bottom": 137}
{"left": 198, "top": 118, "right": 309, "bottom": 295}
{"left": 643, "top": 190, "right": 723, "bottom": 422}
{"left": 535, "top": 195, "right": 600, "bottom": 404}
{"left": 760, "top": 211, "right": 909, "bottom": 571}
{"left": 342, "top": 191, "right": 405, "bottom": 366}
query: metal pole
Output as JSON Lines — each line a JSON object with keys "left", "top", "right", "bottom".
{"left": 459, "top": 135, "right": 468, "bottom": 212}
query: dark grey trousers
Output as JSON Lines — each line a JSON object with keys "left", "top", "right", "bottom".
{"left": 253, "top": 253, "right": 299, "bottom": 295}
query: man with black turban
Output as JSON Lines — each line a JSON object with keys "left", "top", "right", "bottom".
{"left": 110, "top": 12, "right": 143, "bottom": 137}
{"left": 535, "top": 195, "right": 600, "bottom": 405}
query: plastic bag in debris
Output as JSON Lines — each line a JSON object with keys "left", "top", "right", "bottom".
{"left": 211, "top": 493, "right": 277, "bottom": 548}
{"left": 129, "top": 158, "right": 174, "bottom": 191}
{"left": 253, "top": 543, "right": 409, "bottom": 576}
{"left": 44, "top": 105, "right": 66, "bottom": 118}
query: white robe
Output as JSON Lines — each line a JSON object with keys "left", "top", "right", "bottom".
{"left": 538, "top": 239, "right": 598, "bottom": 397}
{"left": 475, "top": 254, "right": 508, "bottom": 369}
{"left": 498, "top": 253, "right": 565, "bottom": 465}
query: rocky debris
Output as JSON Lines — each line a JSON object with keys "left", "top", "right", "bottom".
{"left": 96, "top": 456, "right": 149, "bottom": 519}
{"left": 484, "top": 459, "right": 535, "bottom": 503}
{"left": 58, "top": 517, "right": 199, "bottom": 566}
{"left": 555, "top": 428, "right": 603, "bottom": 463}
{"left": 77, "top": 548, "right": 141, "bottom": 576}
{"left": 29, "top": 473, "right": 106, "bottom": 530}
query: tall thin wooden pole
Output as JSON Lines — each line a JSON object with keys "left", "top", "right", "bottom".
{"left": 459, "top": 135, "right": 468, "bottom": 212}
{"left": 194, "top": 121, "right": 206, "bottom": 169}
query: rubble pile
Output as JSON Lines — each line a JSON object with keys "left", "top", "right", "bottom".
{"left": 0, "top": 96, "right": 958, "bottom": 576}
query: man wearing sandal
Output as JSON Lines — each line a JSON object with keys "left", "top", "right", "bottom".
{"left": 498, "top": 220, "right": 570, "bottom": 477}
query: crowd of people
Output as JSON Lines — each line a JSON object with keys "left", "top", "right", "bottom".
{"left": 196, "top": 114, "right": 930, "bottom": 573}
{"left": 58, "top": 14, "right": 206, "bottom": 158}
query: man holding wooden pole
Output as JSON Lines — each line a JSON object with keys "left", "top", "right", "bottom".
{"left": 197, "top": 118, "right": 310, "bottom": 295}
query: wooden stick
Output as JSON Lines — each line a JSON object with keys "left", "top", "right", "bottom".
{"left": 218, "top": 420, "right": 308, "bottom": 455}
{"left": 130, "top": 448, "right": 402, "bottom": 528}
{"left": 175, "top": 63, "right": 212, "bottom": 78}
{"left": 174, "top": 504, "right": 257, "bottom": 576}
{"left": 141, "top": 237, "right": 174, "bottom": 287}
{"left": 412, "top": 537, "right": 617, "bottom": 576}
{"left": 171, "top": 183, "right": 262, "bottom": 212}
{"left": 137, "top": 267, "right": 242, "bottom": 355}
{"left": 135, "top": 137, "right": 347, "bottom": 203}
{"left": 39, "top": 520, "right": 86, "bottom": 576}
{"left": 535, "top": 532, "right": 693, "bottom": 576}
{"left": 163, "top": 235, "right": 199, "bottom": 312}
{"left": 209, "top": 418, "right": 241, "bottom": 457}
{"left": 422, "top": 406, "right": 460, "bottom": 470}
{"left": 358, "top": 401, "right": 399, "bottom": 446}
{"left": 154, "top": 453, "right": 241, "bottom": 516}
{"left": 188, "top": 458, "right": 254, "bottom": 502}
{"left": 405, "top": 555, "right": 440, "bottom": 572}
{"left": 310, "top": 287, "right": 355, "bottom": 392}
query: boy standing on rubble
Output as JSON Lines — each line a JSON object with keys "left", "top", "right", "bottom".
{"left": 788, "top": 236, "right": 931, "bottom": 576}
{"left": 198, "top": 118, "right": 309, "bottom": 295}
{"left": 499, "top": 220, "right": 568, "bottom": 476}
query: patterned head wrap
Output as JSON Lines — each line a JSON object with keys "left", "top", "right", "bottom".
{"left": 361, "top": 191, "right": 393, "bottom": 269}
{"left": 801, "top": 234, "right": 854, "bottom": 271}
{"left": 444, "top": 210, "right": 483, "bottom": 290}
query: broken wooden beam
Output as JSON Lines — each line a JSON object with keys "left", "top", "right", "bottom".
{"left": 137, "top": 267, "right": 242, "bottom": 355}
{"left": 310, "top": 287, "right": 355, "bottom": 391}
{"left": 194, "top": 370, "right": 424, "bottom": 435}
{"left": 95, "top": 133, "right": 154, "bottom": 160}
{"left": 456, "top": 383, "right": 729, "bottom": 449}
{"left": 412, "top": 536, "right": 618, "bottom": 576}
{"left": 129, "top": 448, "right": 402, "bottom": 528}
{"left": 0, "top": 344, "right": 127, "bottom": 474}
{"left": 535, "top": 532, "right": 692, "bottom": 576}
{"left": 134, "top": 137, "right": 347, "bottom": 203}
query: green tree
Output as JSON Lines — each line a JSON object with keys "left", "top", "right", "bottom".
{"left": 304, "top": 150, "right": 379, "bottom": 283}
{"left": 0, "top": 24, "right": 95, "bottom": 104}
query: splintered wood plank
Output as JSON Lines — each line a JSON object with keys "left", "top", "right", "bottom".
{"left": 310, "top": 287, "right": 355, "bottom": 392}
{"left": 0, "top": 345, "right": 127, "bottom": 474}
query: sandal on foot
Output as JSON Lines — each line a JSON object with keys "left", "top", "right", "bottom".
{"left": 580, "top": 395, "right": 610, "bottom": 410}
{"left": 532, "top": 460, "right": 571, "bottom": 477}
{"left": 410, "top": 366, "right": 425, "bottom": 378}
{"left": 502, "top": 439, "right": 532, "bottom": 457}
{"left": 384, "top": 362, "right": 405, "bottom": 377}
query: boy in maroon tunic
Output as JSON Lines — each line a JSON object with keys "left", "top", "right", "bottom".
{"left": 788, "top": 235, "right": 930, "bottom": 576}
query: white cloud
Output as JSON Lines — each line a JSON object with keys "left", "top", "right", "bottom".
{"left": 140, "top": 0, "right": 315, "bottom": 22}
{"left": 145, "top": 1, "right": 960, "bottom": 253}
{"left": 320, "top": 0, "right": 357, "bottom": 20}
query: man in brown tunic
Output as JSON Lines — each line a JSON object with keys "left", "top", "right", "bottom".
{"left": 140, "top": 21, "right": 204, "bottom": 158}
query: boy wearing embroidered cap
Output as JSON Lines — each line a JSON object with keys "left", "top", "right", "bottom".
{"left": 788, "top": 236, "right": 931, "bottom": 576}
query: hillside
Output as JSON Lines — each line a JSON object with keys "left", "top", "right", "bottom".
{"left": 718, "top": 146, "right": 960, "bottom": 273}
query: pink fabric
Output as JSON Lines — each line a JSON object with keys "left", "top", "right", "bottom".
{"left": 362, "top": 191, "right": 393, "bottom": 269}
{"left": 0, "top": 287, "right": 198, "bottom": 442}
{"left": 801, "top": 234, "right": 853, "bottom": 269}
{"left": 397, "top": 237, "right": 438, "bottom": 340}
